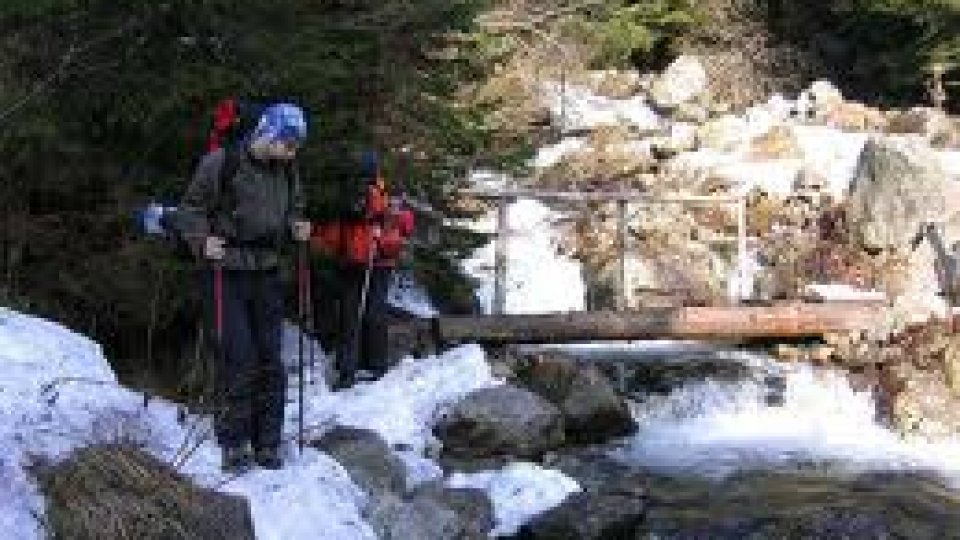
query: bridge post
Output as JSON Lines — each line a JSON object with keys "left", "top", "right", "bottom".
{"left": 736, "top": 196, "right": 747, "bottom": 304}
{"left": 494, "top": 197, "right": 512, "bottom": 314}
{"left": 616, "top": 199, "right": 628, "bottom": 311}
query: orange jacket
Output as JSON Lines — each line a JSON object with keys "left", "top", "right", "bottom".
{"left": 311, "top": 179, "right": 414, "bottom": 267}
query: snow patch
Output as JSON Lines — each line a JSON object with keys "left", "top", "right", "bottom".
{"left": 791, "top": 125, "right": 868, "bottom": 196}
{"left": 532, "top": 137, "right": 586, "bottom": 169}
{"left": 462, "top": 199, "right": 585, "bottom": 314}
{"left": 297, "top": 344, "right": 499, "bottom": 454}
{"left": 806, "top": 283, "right": 887, "bottom": 302}
{"left": 0, "top": 308, "right": 506, "bottom": 540}
{"left": 940, "top": 150, "right": 960, "bottom": 179}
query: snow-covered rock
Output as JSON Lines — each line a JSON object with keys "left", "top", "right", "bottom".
{"left": 448, "top": 462, "right": 581, "bottom": 537}
{"left": 650, "top": 55, "right": 708, "bottom": 109}
{"left": 697, "top": 114, "right": 749, "bottom": 152}
{"left": 532, "top": 137, "right": 587, "bottom": 169}
{"left": 806, "top": 80, "right": 844, "bottom": 113}
{"left": 792, "top": 125, "right": 868, "bottom": 196}
{"left": 881, "top": 239, "right": 951, "bottom": 335}
{"left": 542, "top": 82, "right": 661, "bottom": 134}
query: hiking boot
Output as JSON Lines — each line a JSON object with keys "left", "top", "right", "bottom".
{"left": 254, "top": 447, "right": 283, "bottom": 470}
{"left": 221, "top": 446, "right": 253, "bottom": 474}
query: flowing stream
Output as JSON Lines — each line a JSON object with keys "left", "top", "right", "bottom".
{"left": 465, "top": 194, "right": 960, "bottom": 536}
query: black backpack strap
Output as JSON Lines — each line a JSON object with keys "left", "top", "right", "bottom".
{"left": 217, "top": 146, "right": 242, "bottom": 207}
{"left": 284, "top": 159, "right": 302, "bottom": 221}
{"left": 204, "top": 146, "right": 241, "bottom": 239}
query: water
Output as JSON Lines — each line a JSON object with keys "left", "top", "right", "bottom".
{"left": 555, "top": 343, "right": 960, "bottom": 537}
{"left": 573, "top": 345, "right": 960, "bottom": 485}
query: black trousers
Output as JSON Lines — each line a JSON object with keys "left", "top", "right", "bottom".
{"left": 209, "top": 269, "right": 286, "bottom": 450}
{"left": 336, "top": 265, "right": 392, "bottom": 384}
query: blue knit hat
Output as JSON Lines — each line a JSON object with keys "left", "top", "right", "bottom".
{"left": 250, "top": 103, "right": 308, "bottom": 144}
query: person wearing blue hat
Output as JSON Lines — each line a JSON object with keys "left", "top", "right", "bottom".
{"left": 173, "top": 102, "right": 310, "bottom": 472}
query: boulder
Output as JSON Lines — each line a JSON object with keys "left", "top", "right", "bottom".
{"left": 671, "top": 101, "right": 710, "bottom": 124}
{"left": 589, "top": 70, "right": 643, "bottom": 99}
{"left": 514, "top": 451, "right": 646, "bottom": 539}
{"left": 435, "top": 386, "right": 564, "bottom": 460}
{"left": 823, "top": 102, "right": 886, "bottom": 132}
{"left": 649, "top": 122, "right": 698, "bottom": 158}
{"left": 517, "top": 357, "right": 636, "bottom": 445}
{"left": 546, "top": 450, "right": 647, "bottom": 496}
{"left": 807, "top": 80, "right": 844, "bottom": 112}
{"left": 313, "top": 428, "right": 496, "bottom": 539}
{"left": 640, "top": 469, "right": 960, "bottom": 538}
{"left": 310, "top": 426, "right": 406, "bottom": 495}
{"left": 890, "top": 368, "right": 960, "bottom": 439}
{"left": 847, "top": 136, "right": 949, "bottom": 253}
{"left": 697, "top": 114, "right": 749, "bottom": 152}
{"left": 366, "top": 492, "right": 462, "bottom": 540}
{"left": 650, "top": 55, "right": 708, "bottom": 109}
{"left": 412, "top": 481, "right": 496, "bottom": 539}
{"left": 945, "top": 338, "right": 960, "bottom": 397}
{"left": 890, "top": 239, "right": 949, "bottom": 328}
{"left": 631, "top": 470, "right": 960, "bottom": 539}
{"left": 513, "top": 490, "right": 645, "bottom": 539}
{"left": 887, "top": 107, "right": 958, "bottom": 148}
{"left": 35, "top": 445, "right": 255, "bottom": 540}
{"left": 886, "top": 107, "right": 933, "bottom": 135}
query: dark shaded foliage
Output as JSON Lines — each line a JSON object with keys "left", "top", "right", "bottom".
{"left": 0, "top": 0, "right": 501, "bottom": 392}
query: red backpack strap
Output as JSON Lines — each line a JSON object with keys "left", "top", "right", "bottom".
{"left": 207, "top": 98, "right": 238, "bottom": 152}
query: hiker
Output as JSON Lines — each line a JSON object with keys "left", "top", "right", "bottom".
{"left": 174, "top": 103, "right": 310, "bottom": 471}
{"left": 311, "top": 150, "right": 414, "bottom": 390}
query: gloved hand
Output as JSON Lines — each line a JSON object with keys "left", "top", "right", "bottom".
{"left": 291, "top": 220, "right": 312, "bottom": 242}
{"left": 204, "top": 236, "right": 226, "bottom": 261}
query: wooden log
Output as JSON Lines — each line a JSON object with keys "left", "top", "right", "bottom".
{"left": 435, "top": 303, "right": 885, "bottom": 345}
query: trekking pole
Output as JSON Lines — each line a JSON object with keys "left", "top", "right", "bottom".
{"left": 211, "top": 261, "right": 225, "bottom": 426}
{"left": 296, "top": 241, "right": 307, "bottom": 454}
{"left": 214, "top": 262, "right": 224, "bottom": 352}
{"left": 306, "top": 257, "right": 316, "bottom": 387}
{"left": 355, "top": 237, "right": 376, "bottom": 360}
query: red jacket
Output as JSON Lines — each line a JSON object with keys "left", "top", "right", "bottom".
{"left": 311, "top": 179, "right": 414, "bottom": 267}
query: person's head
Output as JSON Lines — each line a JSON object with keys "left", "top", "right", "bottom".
{"left": 248, "top": 103, "right": 307, "bottom": 161}
{"left": 360, "top": 150, "right": 379, "bottom": 179}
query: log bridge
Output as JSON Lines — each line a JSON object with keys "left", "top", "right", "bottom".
{"left": 389, "top": 188, "right": 886, "bottom": 359}
{"left": 387, "top": 301, "right": 887, "bottom": 359}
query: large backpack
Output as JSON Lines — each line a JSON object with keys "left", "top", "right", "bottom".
{"left": 205, "top": 98, "right": 266, "bottom": 153}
